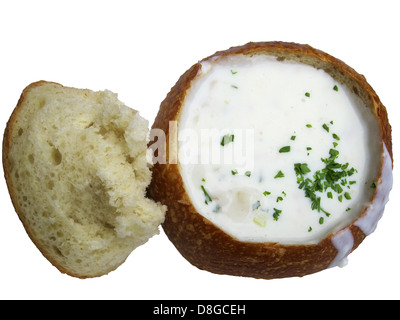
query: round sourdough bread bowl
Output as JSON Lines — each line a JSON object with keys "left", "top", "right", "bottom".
{"left": 148, "top": 42, "right": 393, "bottom": 279}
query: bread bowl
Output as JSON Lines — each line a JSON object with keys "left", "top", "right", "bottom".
{"left": 3, "top": 81, "right": 166, "bottom": 278}
{"left": 148, "top": 42, "right": 393, "bottom": 279}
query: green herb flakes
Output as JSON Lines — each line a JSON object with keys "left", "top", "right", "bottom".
{"left": 294, "top": 142, "right": 358, "bottom": 218}
{"left": 221, "top": 134, "right": 234, "bottom": 146}
{"left": 273, "top": 208, "right": 282, "bottom": 221}
{"left": 279, "top": 146, "right": 291, "bottom": 153}
{"left": 294, "top": 163, "right": 311, "bottom": 175}
{"left": 344, "top": 192, "right": 352, "bottom": 200}
{"left": 201, "top": 185, "right": 212, "bottom": 204}
{"left": 274, "top": 170, "right": 285, "bottom": 179}
{"left": 330, "top": 148, "right": 340, "bottom": 158}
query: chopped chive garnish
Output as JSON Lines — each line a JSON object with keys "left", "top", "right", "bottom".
{"left": 245, "top": 171, "right": 251, "bottom": 177}
{"left": 333, "top": 85, "right": 339, "bottom": 91}
{"left": 221, "top": 134, "right": 234, "bottom": 146}
{"left": 329, "top": 148, "right": 339, "bottom": 158}
{"left": 344, "top": 192, "right": 351, "bottom": 200}
{"left": 279, "top": 146, "right": 291, "bottom": 153}
{"left": 294, "top": 163, "right": 311, "bottom": 175}
{"left": 305, "top": 92, "right": 311, "bottom": 97}
{"left": 231, "top": 169, "right": 238, "bottom": 175}
{"left": 201, "top": 185, "right": 212, "bottom": 204}
{"left": 333, "top": 184, "right": 343, "bottom": 194}
{"left": 306, "top": 124, "right": 312, "bottom": 128}
{"left": 274, "top": 170, "right": 285, "bottom": 179}
{"left": 291, "top": 135, "right": 296, "bottom": 141}
{"left": 263, "top": 191, "right": 271, "bottom": 196}
{"left": 231, "top": 84, "right": 238, "bottom": 89}
{"left": 348, "top": 167, "right": 356, "bottom": 176}
{"left": 346, "top": 208, "right": 351, "bottom": 212}
{"left": 231, "top": 70, "right": 238, "bottom": 74}
{"left": 308, "top": 226, "right": 312, "bottom": 232}
{"left": 276, "top": 196, "right": 283, "bottom": 203}
{"left": 370, "top": 181, "right": 377, "bottom": 188}
{"left": 292, "top": 121, "right": 358, "bottom": 221}
{"left": 273, "top": 208, "right": 282, "bottom": 221}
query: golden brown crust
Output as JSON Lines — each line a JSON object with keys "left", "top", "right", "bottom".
{"left": 148, "top": 42, "right": 392, "bottom": 279}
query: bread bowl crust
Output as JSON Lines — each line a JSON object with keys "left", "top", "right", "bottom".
{"left": 148, "top": 42, "right": 392, "bottom": 279}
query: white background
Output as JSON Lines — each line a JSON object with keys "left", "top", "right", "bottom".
{"left": 1, "top": 0, "right": 399, "bottom": 300}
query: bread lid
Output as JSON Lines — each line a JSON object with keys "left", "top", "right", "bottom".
{"left": 3, "top": 81, "right": 166, "bottom": 278}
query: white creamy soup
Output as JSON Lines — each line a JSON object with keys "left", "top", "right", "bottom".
{"left": 178, "top": 54, "right": 383, "bottom": 244}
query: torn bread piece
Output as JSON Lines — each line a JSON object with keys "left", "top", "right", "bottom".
{"left": 3, "top": 81, "right": 166, "bottom": 278}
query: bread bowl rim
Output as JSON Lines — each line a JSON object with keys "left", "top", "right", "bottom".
{"left": 148, "top": 41, "right": 393, "bottom": 279}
